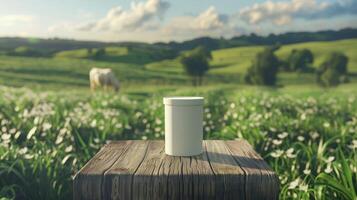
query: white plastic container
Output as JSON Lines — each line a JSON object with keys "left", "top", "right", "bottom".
{"left": 163, "top": 97, "right": 204, "bottom": 156}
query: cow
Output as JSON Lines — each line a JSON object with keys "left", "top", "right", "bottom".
{"left": 89, "top": 68, "right": 120, "bottom": 92}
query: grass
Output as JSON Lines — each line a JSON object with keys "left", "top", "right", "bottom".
{"left": 0, "top": 39, "right": 356, "bottom": 90}
{"left": 0, "top": 86, "right": 356, "bottom": 199}
{"left": 0, "top": 39, "right": 357, "bottom": 199}
{"left": 146, "top": 39, "right": 357, "bottom": 85}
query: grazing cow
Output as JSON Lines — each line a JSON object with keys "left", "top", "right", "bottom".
{"left": 89, "top": 68, "right": 120, "bottom": 92}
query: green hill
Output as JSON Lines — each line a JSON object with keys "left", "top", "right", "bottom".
{"left": 0, "top": 39, "right": 356, "bottom": 90}
{"left": 147, "top": 39, "right": 357, "bottom": 85}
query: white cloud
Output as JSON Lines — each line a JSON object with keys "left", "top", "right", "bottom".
{"left": 77, "top": 0, "right": 169, "bottom": 32}
{"left": 161, "top": 6, "right": 234, "bottom": 38}
{"left": 239, "top": 0, "right": 357, "bottom": 26}
{"left": 0, "top": 15, "right": 34, "bottom": 26}
{"left": 43, "top": 0, "right": 357, "bottom": 42}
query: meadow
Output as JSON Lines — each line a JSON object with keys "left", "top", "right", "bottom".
{"left": 1, "top": 39, "right": 357, "bottom": 90}
{"left": 0, "top": 38, "right": 356, "bottom": 199}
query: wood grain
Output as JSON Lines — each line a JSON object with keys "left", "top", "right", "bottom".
{"left": 103, "top": 140, "right": 149, "bottom": 200}
{"left": 204, "top": 140, "right": 245, "bottom": 200}
{"left": 73, "top": 141, "right": 132, "bottom": 200}
{"left": 73, "top": 140, "right": 279, "bottom": 200}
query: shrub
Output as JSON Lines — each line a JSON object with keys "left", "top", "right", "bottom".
{"left": 244, "top": 46, "right": 279, "bottom": 86}
{"left": 92, "top": 48, "right": 106, "bottom": 59}
{"left": 287, "top": 49, "right": 314, "bottom": 72}
{"left": 317, "top": 52, "right": 349, "bottom": 87}
{"left": 180, "top": 46, "right": 211, "bottom": 86}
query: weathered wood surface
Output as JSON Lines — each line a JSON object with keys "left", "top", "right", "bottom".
{"left": 73, "top": 140, "right": 279, "bottom": 200}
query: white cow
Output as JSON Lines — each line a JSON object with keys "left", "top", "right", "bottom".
{"left": 89, "top": 68, "right": 120, "bottom": 92}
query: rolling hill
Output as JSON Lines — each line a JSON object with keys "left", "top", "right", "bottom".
{"left": 0, "top": 37, "right": 356, "bottom": 91}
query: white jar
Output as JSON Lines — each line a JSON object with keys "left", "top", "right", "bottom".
{"left": 163, "top": 97, "right": 204, "bottom": 156}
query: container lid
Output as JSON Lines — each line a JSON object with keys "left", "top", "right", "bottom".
{"left": 163, "top": 97, "right": 204, "bottom": 106}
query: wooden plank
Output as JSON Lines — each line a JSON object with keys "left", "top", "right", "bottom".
{"left": 181, "top": 147, "right": 215, "bottom": 200}
{"left": 74, "top": 140, "right": 278, "bottom": 200}
{"left": 133, "top": 141, "right": 216, "bottom": 200}
{"left": 204, "top": 140, "right": 245, "bottom": 200}
{"left": 73, "top": 141, "right": 132, "bottom": 200}
{"left": 103, "top": 140, "right": 149, "bottom": 200}
{"left": 239, "top": 140, "right": 279, "bottom": 200}
{"left": 132, "top": 140, "right": 165, "bottom": 200}
{"left": 226, "top": 140, "right": 279, "bottom": 200}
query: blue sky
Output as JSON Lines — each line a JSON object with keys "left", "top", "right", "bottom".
{"left": 0, "top": 0, "right": 356, "bottom": 42}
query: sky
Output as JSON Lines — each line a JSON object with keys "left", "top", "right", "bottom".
{"left": 0, "top": 0, "right": 356, "bottom": 42}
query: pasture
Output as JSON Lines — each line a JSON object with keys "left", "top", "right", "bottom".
{"left": 0, "top": 38, "right": 357, "bottom": 199}
{"left": 0, "top": 86, "right": 356, "bottom": 199}
{"left": 0, "top": 39, "right": 356, "bottom": 91}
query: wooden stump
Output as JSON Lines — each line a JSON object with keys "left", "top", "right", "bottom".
{"left": 73, "top": 140, "right": 279, "bottom": 200}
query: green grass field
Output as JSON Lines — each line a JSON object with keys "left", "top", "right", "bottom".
{"left": 0, "top": 86, "right": 356, "bottom": 199}
{"left": 0, "top": 39, "right": 356, "bottom": 91}
{"left": 0, "top": 38, "right": 357, "bottom": 199}
{"left": 146, "top": 39, "right": 357, "bottom": 85}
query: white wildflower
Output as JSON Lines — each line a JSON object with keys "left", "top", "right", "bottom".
{"left": 9, "top": 128, "right": 16, "bottom": 134}
{"left": 323, "top": 122, "right": 330, "bottom": 128}
{"left": 1, "top": 133, "right": 11, "bottom": 141}
{"left": 352, "top": 140, "right": 357, "bottom": 149}
{"left": 65, "top": 145, "right": 73, "bottom": 152}
{"left": 299, "top": 184, "right": 308, "bottom": 192}
{"left": 14, "top": 131, "right": 21, "bottom": 139}
{"left": 303, "top": 169, "right": 311, "bottom": 175}
{"left": 272, "top": 139, "right": 282, "bottom": 145}
{"left": 19, "top": 147, "right": 28, "bottom": 155}
{"left": 115, "top": 123, "right": 123, "bottom": 129}
{"left": 278, "top": 132, "right": 288, "bottom": 139}
{"left": 326, "top": 156, "right": 335, "bottom": 163}
{"left": 90, "top": 120, "right": 97, "bottom": 127}
{"left": 311, "top": 132, "right": 319, "bottom": 140}
{"left": 27, "top": 127, "right": 37, "bottom": 139}
{"left": 271, "top": 150, "right": 284, "bottom": 158}
{"left": 24, "top": 154, "right": 34, "bottom": 159}
{"left": 1, "top": 126, "right": 7, "bottom": 133}
{"left": 288, "top": 178, "right": 300, "bottom": 189}
{"left": 155, "top": 118, "right": 162, "bottom": 125}
{"left": 55, "top": 136, "right": 64, "bottom": 144}
{"left": 42, "top": 122, "right": 52, "bottom": 131}
{"left": 324, "top": 164, "right": 333, "bottom": 174}
{"left": 286, "top": 148, "right": 296, "bottom": 158}
{"left": 297, "top": 136, "right": 305, "bottom": 141}
{"left": 205, "top": 126, "right": 210, "bottom": 132}
{"left": 230, "top": 103, "right": 236, "bottom": 109}
{"left": 300, "top": 113, "right": 306, "bottom": 120}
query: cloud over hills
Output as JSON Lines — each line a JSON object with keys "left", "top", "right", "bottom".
{"left": 77, "top": 0, "right": 169, "bottom": 32}
{"left": 44, "top": 0, "right": 357, "bottom": 42}
{"left": 239, "top": 0, "right": 357, "bottom": 26}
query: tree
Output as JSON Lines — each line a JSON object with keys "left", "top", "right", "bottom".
{"left": 316, "top": 52, "right": 348, "bottom": 87}
{"left": 93, "top": 48, "right": 106, "bottom": 59}
{"left": 244, "top": 46, "right": 280, "bottom": 86}
{"left": 287, "top": 49, "right": 314, "bottom": 72}
{"left": 180, "top": 46, "right": 211, "bottom": 86}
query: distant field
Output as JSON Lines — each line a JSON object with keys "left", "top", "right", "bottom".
{"left": 147, "top": 39, "right": 357, "bottom": 85}
{"left": 0, "top": 55, "right": 187, "bottom": 90}
{"left": 0, "top": 39, "right": 356, "bottom": 90}
{"left": 54, "top": 47, "right": 128, "bottom": 59}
